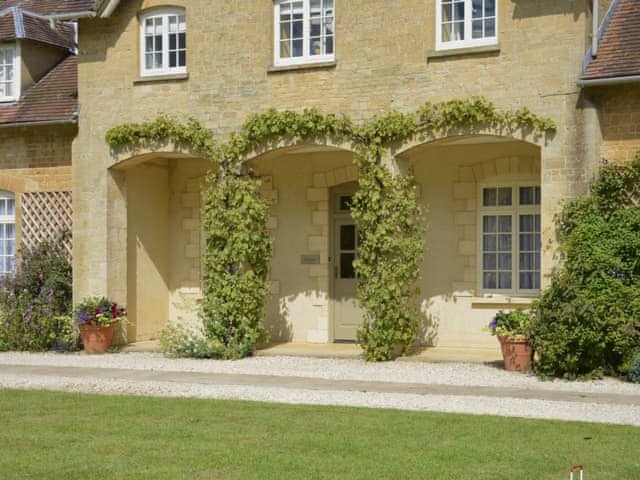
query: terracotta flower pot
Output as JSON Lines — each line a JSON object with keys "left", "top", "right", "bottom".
{"left": 498, "top": 335, "right": 533, "bottom": 372}
{"left": 79, "top": 324, "right": 116, "bottom": 354}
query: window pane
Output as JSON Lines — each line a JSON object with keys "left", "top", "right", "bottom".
{"left": 472, "top": 0, "right": 483, "bottom": 17}
{"left": 179, "top": 33, "right": 186, "bottom": 49}
{"left": 154, "top": 53, "right": 162, "bottom": 68}
{"left": 472, "top": 19, "right": 483, "bottom": 38}
{"left": 483, "top": 272, "right": 497, "bottom": 289}
{"left": 483, "top": 253, "right": 496, "bottom": 270}
{"left": 292, "top": 20, "right": 303, "bottom": 38}
{"left": 145, "top": 36, "right": 153, "bottom": 52}
{"left": 453, "top": 1, "right": 465, "bottom": 21}
{"left": 498, "top": 234, "right": 512, "bottom": 251}
{"left": 325, "top": 35, "right": 334, "bottom": 54}
{"left": 520, "top": 234, "right": 534, "bottom": 250}
{"left": 340, "top": 253, "right": 356, "bottom": 279}
{"left": 292, "top": 39, "right": 303, "bottom": 57}
{"left": 339, "top": 196, "right": 352, "bottom": 211}
{"left": 483, "top": 216, "right": 497, "bottom": 233}
{"left": 498, "top": 187, "right": 512, "bottom": 206}
{"left": 485, "top": 0, "right": 496, "bottom": 16}
{"left": 178, "top": 51, "right": 186, "bottom": 66}
{"left": 452, "top": 21, "right": 464, "bottom": 40}
{"left": 169, "top": 35, "right": 177, "bottom": 50}
{"left": 498, "top": 273, "right": 512, "bottom": 289}
{"left": 520, "top": 215, "right": 534, "bottom": 232}
{"left": 5, "top": 223, "right": 13, "bottom": 237}
{"left": 340, "top": 225, "right": 356, "bottom": 250}
{"left": 520, "top": 253, "right": 534, "bottom": 270}
{"left": 485, "top": 18, "right": 495, "bottom": 37}
{"left": 483, "top": 235, "right": 496, "bottom": 252}
{"left": 498, "top": 216, "right": 511, "bottom": 233}
{"left": 483, "top": 188, "right": 496, "bottom": 206}
{"left": 169, "top": 52, "right": 176, "bottom": 67}
{"left": 498, "top": 253, "right": 512, "bottom": 269}
{"left": 442, "top": 3, "right": 453, "bottom": 22}
{"left": 145, "top": 54, "right": 153, "bottom": 69}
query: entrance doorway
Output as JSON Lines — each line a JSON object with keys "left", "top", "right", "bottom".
{"left": 331, "top": 182, "right": 364, "bottom": 341}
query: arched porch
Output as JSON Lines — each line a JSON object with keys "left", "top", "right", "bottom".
{"left": 397, "top": 134, "right": 543, "bottom": 347}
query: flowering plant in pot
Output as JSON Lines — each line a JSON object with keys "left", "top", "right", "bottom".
{"left": 487, "top": 309, "right": 533, "bottom": 372}
{"left": 74, "top": 297, "right": 127, "bottom": 354}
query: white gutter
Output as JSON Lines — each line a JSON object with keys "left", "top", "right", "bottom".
{"left": 0, "top": 119, "right": 77, "bottom": 129}
{"left": 99, "top": 0, "right": 121, "bottom": 18}
{"left": 577, "top": 75, "right": 640, "bottom": 87}
{"left": 592, "top": 0, "right": 599, "bottom": 57}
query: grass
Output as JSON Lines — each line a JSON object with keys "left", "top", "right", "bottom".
{"left": 0, "top": 389, "right": 638, "bottom": 479}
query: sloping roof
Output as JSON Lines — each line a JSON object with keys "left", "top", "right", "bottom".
{"left": 0, "top": 1, "right": 96, "bottom": 16}
{"left": 0, "top": 55, "right": 77, "bottom": 126}
{"left": 582, "top": 0, "right": 640, "bottom": 81}
{"left": 0, "top": 7, "right": 75, "bottom": 50}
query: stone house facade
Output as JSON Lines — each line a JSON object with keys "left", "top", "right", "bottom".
{"left": 58, "top": 0, "right": 638, "bottom": 347}
{"left": 0, "top": 3, "right": 78, "bottom": 269}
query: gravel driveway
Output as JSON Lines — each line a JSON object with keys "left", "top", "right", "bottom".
{"left": 1, "top": 352, "right": 639, "bottom": 426}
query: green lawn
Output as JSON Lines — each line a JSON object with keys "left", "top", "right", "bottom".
{"left": 0, "top": 389, "right": 638, "bottom": 479}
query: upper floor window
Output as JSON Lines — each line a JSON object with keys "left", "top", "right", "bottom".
{"left": 140, "top": 8, "right": 186, "bottom": 77}
{"left": 478, "top": 183, "right": 540, "bottom": 296}
{"left": 0, "top": 44, "right": 20, "bottom": 102}
{"left": 0, "top": 191, "right": 16, "bottom": 275}
{"left": 436, "top": 0, "right": 497, "bottom": 51}
{"left": 274, "top": 0, "right": 335, "bottom": 67}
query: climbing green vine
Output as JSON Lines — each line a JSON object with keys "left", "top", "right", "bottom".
{"left": 106, "top": 97, "right": 555, "bottom": 361}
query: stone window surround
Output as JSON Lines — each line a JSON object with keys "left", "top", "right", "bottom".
{"left": 273, "top": 0, "right": 336, "bottom": 68}
{"left": 435, "top": 0, "right": 499, "bottom": 52}
{"left": 0, "top": 43, "right": 20, "bottom": 102}
{"left": 138, "top": 6, "right": 187, "bottom": 78}
{"left": 452, "top": 155, "right": 540, "bottom": 300}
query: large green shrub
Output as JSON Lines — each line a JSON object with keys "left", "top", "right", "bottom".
{"left": 200, "top": 175, "right": 272, "bottom": 359}
{"left": 530, "top": 156, "right": 640, "bottom": 378}
{"left": 0, "top": 231, "right": 76, "bottom": 352}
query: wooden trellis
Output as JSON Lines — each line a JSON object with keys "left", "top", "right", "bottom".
{"left": 20, "top": 191, "right": 72, "bottom": 256}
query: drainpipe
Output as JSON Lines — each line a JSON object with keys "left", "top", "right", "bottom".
{"left": 592, "top": 0, "right": 599, "bottom": 57}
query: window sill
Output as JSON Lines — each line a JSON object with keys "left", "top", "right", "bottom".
{"left": 133, "top": 73, "right": 189, "bottom": 84}
{"left": 427, "top": 44, "right": 500, "bottom": 62}
{"left": 267, "top": 60, "right": 337, "bottom": 73}
{"left": 471, "top": 295, "right": 536, "bottom": 308}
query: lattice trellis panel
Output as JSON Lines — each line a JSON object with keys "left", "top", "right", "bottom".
{"left": 21, "top": 191, "right": 72, "bottom": 256}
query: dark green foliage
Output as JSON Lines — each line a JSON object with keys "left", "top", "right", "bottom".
{"left": 629, "top": 351, "right": 640, "bottom": 383}
{"left": 530, "top": 156, "right": 640, "bottom": 378}
{"left": 0, "top": 231, "right": 75, "bottom": 351}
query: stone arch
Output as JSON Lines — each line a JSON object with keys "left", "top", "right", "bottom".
{"left": 392, "top": 129, "right": 549, "bottom": 161}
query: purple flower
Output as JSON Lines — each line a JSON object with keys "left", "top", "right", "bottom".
{"left": 488, "top": 317, "right": 497, "bottom": 332}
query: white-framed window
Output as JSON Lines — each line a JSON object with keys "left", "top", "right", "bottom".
{"left": 139, "top": 8, "right": 186, "bottom": 77}
{"left": 0, "top": 43, "right": 20, "bottom": 102}
{"left": 0, "top": 191, "right": 16, "bottom": 275}
{"left": 478, "top": 183, "right": 540, "bottom": 296}
{"left": 274, "top": 0, "right": 335, "bottom": 67}
{"left": 436, "top": 0, "right": 497, "bottom": 51}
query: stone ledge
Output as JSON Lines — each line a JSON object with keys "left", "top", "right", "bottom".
{"left": 427, "top": 44, "right": 500, "bottom": 62}
{"left": 133, "top": 73, "right": 189, "bottom": 84}
{"left": 267, "top": 60, "right": 337, "bottom": 73}
{"left": 470, "top": 296, "right": 537, "bottom": 308}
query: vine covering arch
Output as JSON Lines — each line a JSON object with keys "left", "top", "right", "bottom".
{"left": 106, "top": 97, "right": 555, "bottom": 360}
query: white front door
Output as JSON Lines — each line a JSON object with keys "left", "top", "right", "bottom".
{"left": 331, "top": 183, "right": 364, "bottom": 341}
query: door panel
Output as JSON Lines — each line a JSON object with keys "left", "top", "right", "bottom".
{"left": 331, "top": 183, "right": 364, "bottom": 341}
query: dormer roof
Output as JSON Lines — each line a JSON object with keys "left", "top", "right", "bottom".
{"left": 0, "top": 7, "right": 75, "bottom": 50}
{"left": 581, "top": 0, "right": 640, "bottom": 84}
